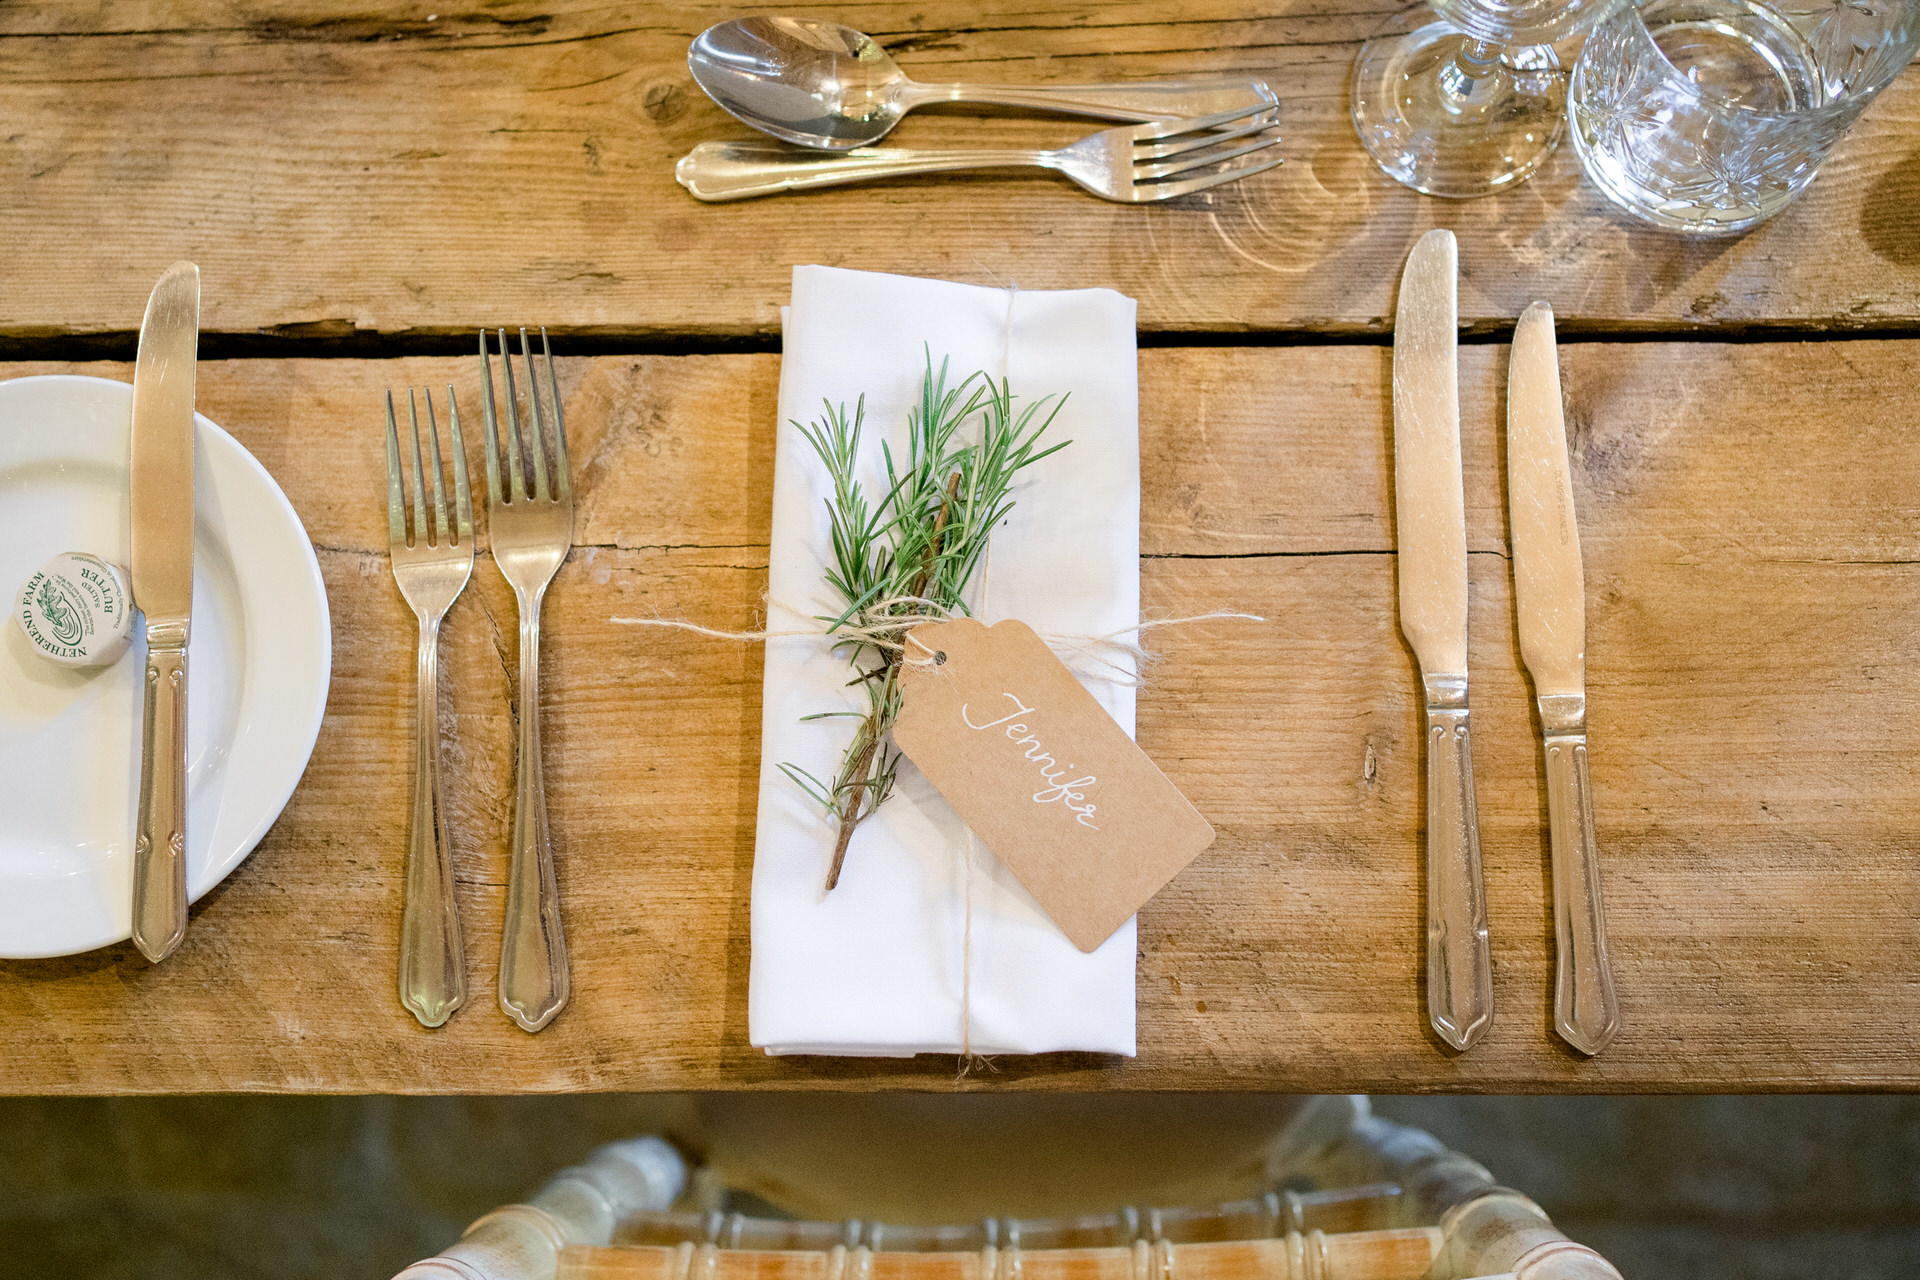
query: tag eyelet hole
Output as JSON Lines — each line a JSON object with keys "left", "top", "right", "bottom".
{"left": 933, "top": 650, "right": 947, "bottom": 665}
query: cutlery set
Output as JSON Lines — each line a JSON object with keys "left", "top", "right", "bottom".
{"left": 386, "top": 330, "right": 575, "bottom": 1032}
{"left": 1395, "top": 229, "right": 1620, "bottom": 1055}
{"left": 676, "top": 16, "right": 1283, "bottom": 203}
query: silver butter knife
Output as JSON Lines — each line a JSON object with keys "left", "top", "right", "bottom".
{"left": 1508, "top": 301, "right": 1621, "bottom": 1055}
{"left": 1393, "top": 229, "right": 1493, "bottom": 1051}
{"left": 129, "top": 261, "right": 201, "bottom": 963}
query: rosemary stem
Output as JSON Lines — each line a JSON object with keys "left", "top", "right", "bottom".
{"left": 822, "top": 471, "right": 962, "bottom": 893}
{"left": 909, "top": 472, "right": 963, "bottom": 603}
{"left": 822, "top": 697, "right": 886, "bottom": 892}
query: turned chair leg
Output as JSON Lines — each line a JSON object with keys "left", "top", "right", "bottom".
{"left": 394, "top": 1137, "right": 686, "bottom": 1280}
{"left": 1271, "top": 1099, "right": 1623, "bottom": 1280}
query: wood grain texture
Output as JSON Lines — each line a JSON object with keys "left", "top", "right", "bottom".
{"left": 4, "top": 342, "right": 1919, "bottom": 1092}
{"left": 0, "top": 1, "right": 1915, "bottom": 344}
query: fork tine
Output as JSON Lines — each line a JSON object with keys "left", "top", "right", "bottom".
{"left": 500, "top": 328, "right": 527, "bottom": 503}
{"left": 447, "top": 385, "right": 473, "bottom": 543}
{"left": 1135, "top": 116, "right": 1276, "bottom": 161}
{"left": 1136, "top": 132, "right": 1284, "bottom": 182}
{"left": 1134, "top": 154, "right": 1286, "bottom": 202}
{"left": 405, "top": 389, "right": 429, "bottom": 547}
{"left": 479, "top": 330, "right": 504, "bottom": 508}
{"left": 384, "top": 390, "right": 408, "bottom": 548}
{"left": 423, "top": 388, "right": 450, "bottom": 547}
{"left": 519, "top": 327, "right": 551, "bottom": 503}
{"left": 1130, "top": 102, "right": 1276, "bottom": 141}
{"left": 542, "top": 328, "right": 570, "bottom": 502}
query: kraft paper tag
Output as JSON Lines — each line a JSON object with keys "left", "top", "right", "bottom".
{"left": 892, "top": 618, "right": 1216, "bottom": 952}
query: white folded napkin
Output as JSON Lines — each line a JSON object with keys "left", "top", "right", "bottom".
{"left": 749, "top": 265, "right": 1141, "bottom": 1057}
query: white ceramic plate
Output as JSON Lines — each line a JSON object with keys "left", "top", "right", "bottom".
{"left": 0, "top": 376, "right": 330, "bottom": 958}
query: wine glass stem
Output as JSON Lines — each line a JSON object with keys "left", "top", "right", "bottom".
{"left": 1437, "top": 38, "right": 1506, "bottom": 111}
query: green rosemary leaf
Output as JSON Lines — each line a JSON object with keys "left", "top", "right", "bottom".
{"left": 777, "top": 762, "right": 836, "bottom": 810}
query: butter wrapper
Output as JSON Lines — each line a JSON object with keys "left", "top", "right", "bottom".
{"left": 15, "top": 552, "right": 134, "bottom": 667}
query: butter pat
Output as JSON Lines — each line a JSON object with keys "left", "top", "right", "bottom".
{"left": 15, "top": 552, "right": 134, "bottom": 667}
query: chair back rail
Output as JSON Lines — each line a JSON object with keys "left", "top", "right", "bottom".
{"left": 555, "top": 1233, "right": 1446, "bottom": 1280}
{"left": 612, "top": 1185, "right": 1405, "bottom": 1253}
{"left": 392, "top": 1104, "right": 1621, "bottom": 1280}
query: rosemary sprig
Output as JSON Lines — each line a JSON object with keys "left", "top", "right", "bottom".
{"left": 782, "top": 349, "right": 1069, "bottom": 891}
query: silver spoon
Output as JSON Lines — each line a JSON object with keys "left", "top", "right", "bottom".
{"left": 687, "top": 16, "right": 1277, "bottom": 151}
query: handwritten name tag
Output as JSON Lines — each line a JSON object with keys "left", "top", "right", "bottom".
{"left": 892, "top": 618, "right": 1216, "bottom": 952}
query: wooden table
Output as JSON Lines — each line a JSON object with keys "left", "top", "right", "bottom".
{"left": 4, "top": 2, "right": 1918, "bottom": 1095}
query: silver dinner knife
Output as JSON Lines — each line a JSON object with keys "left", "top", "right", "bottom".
{"left": 129, "top": 261, "right": 201, "bottom": 963}
{"left": 1508, "top": 301, "right": 1621, "bottom": 1055}
{"left": 1394, "top": 229, "right": 1493, "bottom": 1051}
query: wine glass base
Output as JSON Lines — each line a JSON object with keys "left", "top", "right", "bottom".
{"left": 1351, "top": 6, "right": 1566, "bottom": 198}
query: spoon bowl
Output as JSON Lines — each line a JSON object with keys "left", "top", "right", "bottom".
{"left": 687, "top": 16, "right": 1280, "bottom": 152}
{"left": 690, "top": 17, "right": 915, "bottom": 150}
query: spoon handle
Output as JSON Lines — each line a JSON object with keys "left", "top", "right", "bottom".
{"left": 909, "top": 78, "right": 1276, "bottom": 122}
{"left": 675, "top": 141, "right": 1049, "bottom": 201}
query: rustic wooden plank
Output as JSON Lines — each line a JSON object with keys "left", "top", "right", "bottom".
{"left": 0, "top": 2, "right": 1915, "bottom": 342}
{"left": 2, "top": 340, "right": 1919, "bottom": 1092}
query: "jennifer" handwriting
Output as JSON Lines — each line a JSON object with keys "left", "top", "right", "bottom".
{"left": 960, "top": 693, "right": 1099, "bottom": 829}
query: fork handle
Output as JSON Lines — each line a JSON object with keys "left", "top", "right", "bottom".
{"left": 500, "top": 594, "right": 569, "bottom": 1032}
{"left": 910, "top": 78, "right": 1276, "bottom": 121}
{"left": 400, "top": 614, "right": 467, "bottom": 1028}
{"left": 675, "top": 141, "right": 1049, "bottom": 201}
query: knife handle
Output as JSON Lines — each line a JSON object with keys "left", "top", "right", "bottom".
{"left": 133, "top": 634, "right": 189, "bottom": 963}
{"left": 1540, "top": 694, "right": 1621, "bottom": 1055}
{"left": 1424, "top": 675, "right": 1493, "bottom": 1050}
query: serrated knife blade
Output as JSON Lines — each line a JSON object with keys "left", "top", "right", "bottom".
{"left": 1508, "top": 300, "right": 1620, "bottom": 1055}
{"left": 1393, "top": 229, "right": 1492, "bottom": 1051}
{"left": 129, "top": 261, "right": 200, "bottom": 963}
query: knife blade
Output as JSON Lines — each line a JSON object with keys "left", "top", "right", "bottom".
{"left": 1508, "top": 300, "right": 1621, "bottom": 1055}
{"left": 129, "top": 261, "right": 201, "bottom": 964}
{"left": 1393, "top": 228, "right": 1492, "bottom": 1051}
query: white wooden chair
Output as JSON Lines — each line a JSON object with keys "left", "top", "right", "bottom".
{"left": 393, "top": 1098, "right": 1620, "bottom": 1280}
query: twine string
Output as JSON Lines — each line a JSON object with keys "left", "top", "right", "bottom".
{"left": 958, "top": 283, "right": 1021, "bottom": 1069}
{"left": 958, "top": 541, "right": 992, "bottom": 1069}
{"left": 609, "top": 605, "right": 1263, "bottom": 685}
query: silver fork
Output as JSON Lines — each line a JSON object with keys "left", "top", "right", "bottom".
{"left": 674, "top": 103, "right": 1284, "bottom": 202}
{"left": 480, "top": 327, "right": 574, "bottom": 1033}
{"left": 385, "top": 386, "right": 474, "bottom": 1029}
